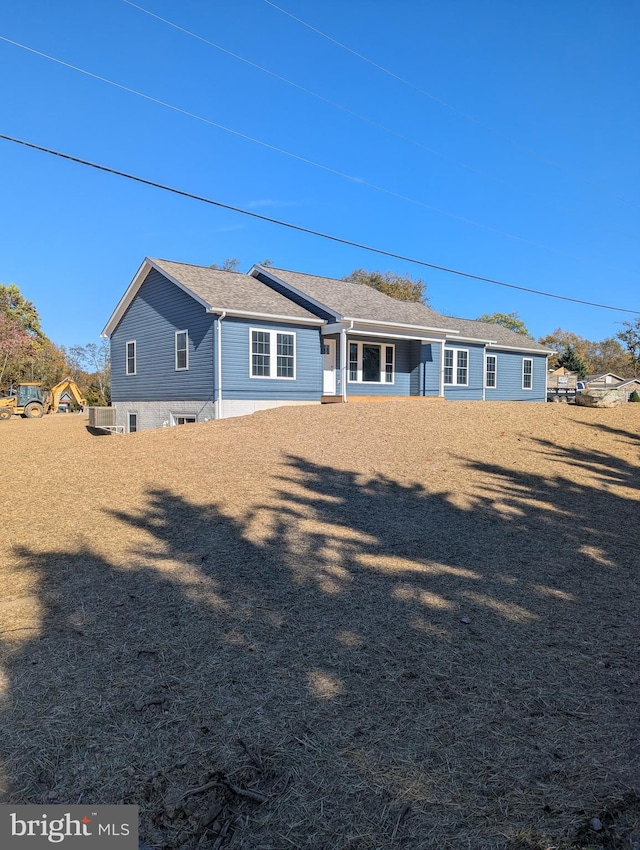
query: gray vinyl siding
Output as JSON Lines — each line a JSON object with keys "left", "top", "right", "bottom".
{"left": 254, "top": 272, "right": 337, "bottom": 321}
{"left": 486, "top": 351, "right": 547, "bottom": 401}
{"left": 111, "top": 269, "right": 214, "bottom": 401}
{"left": 346, "top": 337, "right": 417, "bottom": 396}
{"left": 221, "top": 317, "right": 322, "bottom": 400}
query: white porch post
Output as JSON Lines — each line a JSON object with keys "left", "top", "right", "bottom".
{"left": 340, "top": 326, "right": 348, "bottom": 403}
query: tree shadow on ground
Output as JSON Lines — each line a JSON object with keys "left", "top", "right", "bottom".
{"left": 0, "top": 441, "right": 638, "bottom": 849}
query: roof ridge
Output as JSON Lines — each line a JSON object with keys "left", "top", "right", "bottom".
{"left": 151, "top": 257, "right": 249, "bottom": 276}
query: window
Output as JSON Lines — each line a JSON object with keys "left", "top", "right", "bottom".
{"left": 172, "top": 415, "right": 196, "bottom": 425}
{"left": 175, "top": 330, "right": 188, "bottom": 370}
{"left": 276, "top": 332, "right": 295, "bottom": 378}
{"left": 523, "top": 358, "right": 533, "bottom": 390}
{"left": 385, "top": 346, "right": 394, "bottom": 383}
{"left": 250, "top": 329, "right": 296, "bottom": 379}
{"left": 485, "top": 354, "right": 497, "bottom": 388}
{"left": 128, "top": 412, "right": 137, "bottom": 433}
{"left": 347, "top": 342, "right": 395, "bottom": 384}
{"left": 126, "top": 341, "right": 136, "bottom": 375}
{"left": 349, "top": 343, "right": 358, "bottom": 381}
{"left": 444, "top": 348, "right": 468, "bottom": 385}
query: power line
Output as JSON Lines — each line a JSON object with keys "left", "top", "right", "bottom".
{"left": 119, "top": 0, "right": 578, "bottom": 219}
{"left": 262, "top": 0, "right": 640, "bottom": 212}
{"left": 0, "top": 33, "right": 631, "bottom": 274}
{"left": 1, "top": 132, "right": 638, "bottom": 315}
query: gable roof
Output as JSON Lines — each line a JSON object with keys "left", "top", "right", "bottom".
{"left": 253, "top": 266, "right": 552, "bottom": 352}
{"left": 253, "top": 266, "right": 455, "bottom": 329}
{"left": 584, "top": 372, "right": 626, "bottom": 383}
{"left": 102, "top": 258, "right": 322, "bottom": 336}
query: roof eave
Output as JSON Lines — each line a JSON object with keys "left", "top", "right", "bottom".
{"left": 206, "top": 307, "right": 323, "bottom": 325}
{"left": 343, "top": 317, "right": 460, "bottom": 335}
{"left": 485, "top": 342, "right": 553, "bottom": 354}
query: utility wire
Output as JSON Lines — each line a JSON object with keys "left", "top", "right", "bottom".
{"left": 263, "top": 0, "right": 640, "bottom": 212}
{"left": 1, "top": 133, "right": 638, "bottom": 315}
{"left": 0, "top": 33, "right": 631, "bottom": 274}
{"left": 119, "top": 0, "right": 577, "bottom": 218}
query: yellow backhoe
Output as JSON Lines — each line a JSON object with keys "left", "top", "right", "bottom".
{"left": 0, "top": 378, "right": 86, "bottom": 420}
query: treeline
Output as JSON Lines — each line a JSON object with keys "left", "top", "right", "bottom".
{"left": 538, "top": 327, "right": 640, "bottom": 378}
{"left": 0, "top": 283, "right": 110, "bottom": 405}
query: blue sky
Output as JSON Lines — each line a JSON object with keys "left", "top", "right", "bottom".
{"left": 1, "top": 0, "right": 638, "bottom": 349}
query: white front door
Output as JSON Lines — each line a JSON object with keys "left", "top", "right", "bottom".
{"left": 322, "top": 339, "right": 336, "bottom": 394}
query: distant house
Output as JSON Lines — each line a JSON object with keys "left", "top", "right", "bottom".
{"left": 583, "top": 373, "right": 626, "bottom": 389}
{"left": 579, "top": 373, "right": 640, "bottom": 401}
{"left": 616, "top": 378, "right": 640, "bottom": 400}
{"left": 101, "top": 259, "right": 553, "bottom": 431}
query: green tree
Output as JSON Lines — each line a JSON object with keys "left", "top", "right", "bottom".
{"left": 343, "top": 269, "right": 428, "bottom": 303}
{"left": 476, "top": 311, "right": 532, "bottom": 337}
{"left": 209, "top": 258, "right": 240, "bottom": 271}
{"left": 617, "top": 318, "right": 640, "bottom": 377}
{"left": 0, "top": 283, "right": 67, "bottom": 388}
{"left": 0, "top": 283, "right": 46, "bottom": 339}
{"left": 556, "top": 344, "right": 587, "bottom": 377}
{"left": 538, "top": 328, "right": 590, "bottom": 370}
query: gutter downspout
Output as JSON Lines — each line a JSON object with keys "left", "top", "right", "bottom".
{"left": 216, "top": 311, "right": 226, "bottom": 419}
{"left": 482, "top": 344, "right": 487, "bottom": 401}
{"left": 341, "top": 321, "right": 353, "bottom": 403}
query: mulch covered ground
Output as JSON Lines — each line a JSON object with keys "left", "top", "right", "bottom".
{"left": 0, "top": 401, "right": 639, "bottom": 850}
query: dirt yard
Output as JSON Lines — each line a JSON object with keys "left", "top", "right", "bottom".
{"left": 0, "top": 401, "right": 639, "bottom": 849}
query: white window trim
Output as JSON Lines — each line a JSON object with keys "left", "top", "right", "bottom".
{"left": 485, "top": 353, "right": 497, "bottom": 389}
{"left": 127, "top": 411, "right": 138, "bottom": 433}
{"left": 444, "top": 347, "right": 469, "bottom": 386}
{"left": 249, "top": 328, "right": 297, "bottom": 380}
{"left": 347, "top": 341, "right": 395, "bottom": 384}
{"left": 125, "top": 340, "right": 136, "bottom": 376}
{"left": 171, "top": 413, "right": 197, "bottom": 426}
{"left": 522, "top": 357, "right": 533, "bottom": 390}
{"left": 175, "top": 330, "right": 189, "bottom": 371}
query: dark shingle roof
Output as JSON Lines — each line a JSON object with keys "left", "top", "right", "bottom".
{"left": 262, "top": 267, "right": 453, "bottom": 329}
{"left": 261, "top": 267, "right": 551, "bottom": 351}
{"left": 151, "top": 259, "right": 320, "bottom": 321}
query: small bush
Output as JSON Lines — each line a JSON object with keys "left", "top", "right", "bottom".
{"left": 629, "top": 390, "right": 640, "bottom": 402}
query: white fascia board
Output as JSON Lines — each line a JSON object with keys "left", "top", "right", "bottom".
{"left": 101, "top": 258, "right": 151, "bottom": 337}
{"left": 343, "top": 316, "right": 460, "bottom": 335}
{"left": 345, "top": 328, "right": 445, "bottom": 343}
{"left": 321, "top": 323, "right": 345, "bottom": 335}
{"left": 250, "top": 266, "right": 343, "bottom": 320}
{"left": 486, "top": 342, "right": 554, "bottom": 355}
{"left": 206, "top": 307, "right": 323, "bottom": 325}
{"left": 101, "top": 258, "right": 211, "bottom": 337}
{"left": 447, "top": 334, "right": 497, "bottom": 345}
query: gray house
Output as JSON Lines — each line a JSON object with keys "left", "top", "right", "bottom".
{"left": 102, "top": 258, "right": 552, "bottom": 431}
